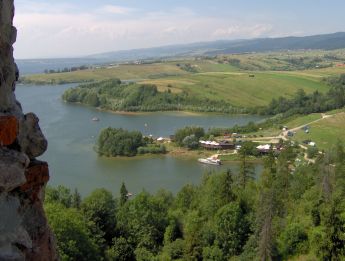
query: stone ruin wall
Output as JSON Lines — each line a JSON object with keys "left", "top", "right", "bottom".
{"left": 0, "top": 1, "right": 58, "bottom": 260}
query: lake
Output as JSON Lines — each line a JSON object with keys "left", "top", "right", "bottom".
{"left": 16, "top": 84, "right": 264, "bottom": 196}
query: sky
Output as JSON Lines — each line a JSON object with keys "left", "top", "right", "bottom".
{"left": 13, "top": 0, "right": 345, "bottom": 59}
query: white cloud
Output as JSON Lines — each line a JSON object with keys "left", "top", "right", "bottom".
{"left": 13, "top": 4, "right": 276, "bottom": 59}
{"left": 99, "top": 5, "right": 134, "bottom": 15}
{"left": 15, "top": 1, "right": 78, "bottom": 14}
{"left": 213, "top": 24, "right": 273, "bottom": 38}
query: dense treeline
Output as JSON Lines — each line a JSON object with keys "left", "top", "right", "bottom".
{"left": 264, "top": 74, "right": 345, "bottom": 116}
{"left": 45, "top": 142, "right": 345, "bottom": 260}
{"left": 61, "top": 73, "right": 345, "bottom": 116}
{"left": 174, "top": 126, "right": 205, "bottom": 149}
{"left": 218, "top": 55, "right": 333, "bottom": 71}
{"left": 62, "top": 79, "right": 245, "bottom": 113}
{"left": 97, "top": 128, "right": 166, "bottom": 157}
{"left": 98, "top": 128, "right": 143, "bottom": 157}
{"left": 44, "top": 65, "right": 90, "bottom": 74}
{"left": 61, "top": 74, "right": 345, "bottom": 116}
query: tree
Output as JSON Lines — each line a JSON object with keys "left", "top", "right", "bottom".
{"left": 84, "top": 92, "right": 100, "bottom": 107}
{"left": 173, "top": 184, "right": 197, "bottom": 212}
{"left": 134, "top": 247, "right": 157, "bottom": 261}
{"left": 278, "top": 223, "right": 308, "bottom": 258}
{"left": 82, "top": 189, "right": 116, "bottom": 245}
{"left": 45, "top": 185, "right": 73, "bottom": 208}
{"left": 97, "top": 128, "right": 143, "bottom": 157}
{"left": 183, "top": 211, "right": 204, "bottom": 260}
{"left": 202, "top": 245, "right": 225, "bottom": 261}
{"left": 106, "top": 237, "right": 134, "bottom": 261}
{"left": 174, "top": 126, "right": 205, "bottom": 146}
{"left": 238, "top": 150, "right": 255, "bottom": 189}
{"left": 314, "top": 196, "right": 345, "bottom": 260}
{"left": 220, "top": 169, "right": 236, "bottom": 203}
{"left": 182, "top": 134, "right": 199, "bottom": 149}
{"left": 256, "top": 169, "right": 277, "bottom": 261}
{"left": 45, "top": 203, "right": 102, "bottom": 261}
{"left": 307, "top": 146, "right": 319, "bottom": 159}
{"left": 161, "top": 239, "right": 185, "bottom": 260}
{"left": 214, "top": 202, "right": 251, "bottom": 258}
{"left": 116, "top": 191, "right": 169, "bottom": 254}
{"left": 72, "top": 188, "right": 82, "bottom": 209}
{"left": 120, "top": 182, "right": 128, "bottom": 206}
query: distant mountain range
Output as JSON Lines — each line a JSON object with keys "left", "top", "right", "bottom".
{"left": 17, "top": 32, "right": 345, "bottom": 75}
{"left": 88, "top": 32, "right": 345, "bottom": 61}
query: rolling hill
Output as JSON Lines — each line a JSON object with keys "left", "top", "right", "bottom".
{"left": 87, "top": 32, "right": 345, "bottom": 61}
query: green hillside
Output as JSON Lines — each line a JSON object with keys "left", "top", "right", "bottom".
{"left": 139, "top": 71, "right": 329, "bottom": 108}
{"left": 22, "top": 49, "right": 345, "bottom": 111}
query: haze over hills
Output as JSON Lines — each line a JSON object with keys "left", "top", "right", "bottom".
{"left": 16, "top": 32, "right": 345, "bottom": 75}
{"left": 87, "top": 32, "right": 345, "bottom": 61}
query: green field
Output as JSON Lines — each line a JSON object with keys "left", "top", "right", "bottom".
{"left": 284, "top": 113, "right": 323, "bottom": 129}
{"left": 22, "top": 49, "right": 345, "bottom": 108}
{"left": 292, "top": 112, "right": 345, "bottom": 150}
{"left": 139, "top": 71, "right": 330, "bottom": 108}
{"left": 22, "top": 62, "right": 188, "bottom": 84}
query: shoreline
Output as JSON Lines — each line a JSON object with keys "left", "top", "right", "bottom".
{"left": 97, "top": 145, "right": 263, "bottom": 164}
{"left": 67, "top": 101, "right": 257, "bottom": 117}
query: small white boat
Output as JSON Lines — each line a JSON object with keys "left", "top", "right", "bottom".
{"left": 92, "top": 117, "right": 100, "bottom": 122}
{"left": 198, "top": 157, "right": 221, "bottom": 165}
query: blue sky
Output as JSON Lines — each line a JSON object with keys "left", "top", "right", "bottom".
{"left": 13, "top": 0, "right": 345, "bottom": 59}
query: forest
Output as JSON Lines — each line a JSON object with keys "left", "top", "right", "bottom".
{"left": 45, "top": 142, "right": 345, "bottom": 260}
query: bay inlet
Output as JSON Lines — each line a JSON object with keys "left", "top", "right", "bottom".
{"left": 16, "top": 84, "right": 264, "bottom": 195}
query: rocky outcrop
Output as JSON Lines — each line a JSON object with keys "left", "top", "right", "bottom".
{"left": 0, "top": 116, "right": 18, "bottom": 146}
{"left": 0, "top": 1, "right": 58, "bottom": 260}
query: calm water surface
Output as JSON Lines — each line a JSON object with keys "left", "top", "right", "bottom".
{"left": 16, "top": 84, "right": 264, "bottom": 195}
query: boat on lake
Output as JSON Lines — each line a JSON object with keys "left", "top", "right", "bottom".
{"left": 92, "top": 117, "right": 100, "bottom": 122}
{"left": 198, "top": 156, "right": 221, "bottom": 165}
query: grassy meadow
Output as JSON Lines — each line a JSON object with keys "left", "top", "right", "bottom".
{"left": 138, "top": 71, "right": 330, "bottom": 108}
{"left": 22, "top": 49, "right": 345, "bottom": 109}
{"left": 292, "top": 111, "right": 345, "bottom": 150}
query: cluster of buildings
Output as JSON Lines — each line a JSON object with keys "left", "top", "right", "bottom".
{"left": 199, "top": 140, "right": 235, "bottom": 150}
{"left": 256, "top": 144, "right": 283, "bottom": 155}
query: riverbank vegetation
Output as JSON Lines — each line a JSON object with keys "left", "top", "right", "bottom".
{"left": 62, "top": 79, "right": 244, "bottom": 113}
{"left": 22, "top": 49, "right": 345, "bottom": 112}
{"left": 97, "top": 127, "right": 166, "bottom": 157}
{"left": 61, "top": 72, "right": 329, "bottom": 113}
{"left": 45, "top": 142, "right": 345, "bottom": 260}
{"left": 62, "top": 72, "right": 345, "bottom": 115}
{"left": 174, "top": 126, "right": 205, "bottom": 148}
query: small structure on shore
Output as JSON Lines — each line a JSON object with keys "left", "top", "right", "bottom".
{"left": 199, "top": 140, "right": 235, "bottom": 150}
{"left": 157, "top": 137, "right": 165, "bottom": 142}
{"left": 256, "top": 144, "right": 282, "bottom": 155}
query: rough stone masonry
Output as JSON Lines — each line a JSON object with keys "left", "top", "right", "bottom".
{"left": 0, "top": 1, "right": 58, "bottom": 260}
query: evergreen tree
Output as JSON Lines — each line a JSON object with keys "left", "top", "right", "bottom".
{"left": 120, "top": 182, "right": 128, "bottom": 206}
{"left": 72, "top": 188, "right": 82, "bottom": 209}
{"left": 220, "top": 169, "right": 236, "bottom": 203}
{"left": 238, "top": 151, "right": 255, "bottom": 189}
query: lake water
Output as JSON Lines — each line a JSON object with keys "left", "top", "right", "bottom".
{"left": 16, "top": 84, "right": 264, "bottom": 196}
